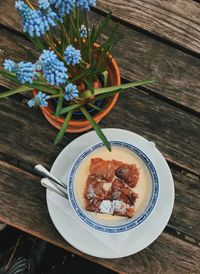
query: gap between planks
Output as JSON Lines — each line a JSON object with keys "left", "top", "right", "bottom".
{"left": 91, "top": 7, "right": 200, "bottom": 59}
{"left": 121, "top": 78, "right": 200, "bottom": 119}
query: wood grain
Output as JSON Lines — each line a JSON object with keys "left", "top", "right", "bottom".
{"left": 0, "top": 2, "right": 199, "bottom": 272}
{"left": 0, "top": 3, "right": 200, "bottom": 112}
{"left": 0, "top": 89, "right": 200, "bottom": 174}
{"left": 95, "top": 0, "right": 200, "bottom": 54}
{"left": 0, "top": 161, "right": 200, "bottom": 274}
{"left": 168, "top": 168, "right": 200, "bottom": 242}
{"left": 89, "top": 14, "right": 200, "bottom": 113}
{"left": 0, "top": 93, "right": 200, "bottom": 242}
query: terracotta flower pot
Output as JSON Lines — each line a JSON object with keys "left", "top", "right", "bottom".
{"left": 36, "top": 54, "right": 121, "bottom": 133}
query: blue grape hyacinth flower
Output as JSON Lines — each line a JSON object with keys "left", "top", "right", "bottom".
{"left": 16, "top": 61, "right": 36, "bottom": 84}
{"left": 15, "top": 0, "right": 57, "bottom": 37}
{"left": 76, "top": 0, "right": 96, "bottom": 10}
{"left": 49, "top": 0, "right": 76, "bottom": 21}
{"left": 27, "top": 91, "right": 50, "bottom": 107}
{"left": 39, "top": 50, "right": 68, "bottom": 86}
{"left": 39, "top": 0, "right": 51, "bottom": 10}
{"left": 64, "top": 83, "right": 79, "bottom": 101}
{"left": 64, "top": 45, "right": 81, "bottom": 66}
{"left": 3, "top": 59, "right": 16, "bottom": 72}
{"left": 79, "top": 24, "right": 88, "bottom": 38}
{"left": 4, "top": 59, "right": 36, "bottom": 84}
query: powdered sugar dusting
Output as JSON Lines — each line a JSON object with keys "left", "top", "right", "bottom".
{"left": 99, "top": 200, "right": 131, "bottom": 215}
{"left": 99, "top": 200, "right": 113, "bottom": 214}
{"left": 113, "top": 200, "right": 130, "bottom": 214}
{"left": 87, "top": 184, "right": 96, "bottom": 199}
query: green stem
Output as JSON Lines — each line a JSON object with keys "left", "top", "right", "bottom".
{"left": 76, "top": 8, "right": 81, "bottom": 48}
{"left": 69, "top": 14, "right": 78, "bottom": 39}
{"left": 49, "top": 94, "right": 63, "bottom": 99}
{"left": 24, "top": 0, "right": 34, "bottom": 9}
{"left": 45, "top": 34, "right": 65, "bottom": 63}
{"left": 60, "top": 23, "right": 70, "bottom": 44}
{"left": 81, "top": 59, "right": 90, "bottom": 67}
{"left": 84, "top": 10, "right": 91, "bottom": 63}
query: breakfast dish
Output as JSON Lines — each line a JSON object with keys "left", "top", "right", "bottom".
{"left": 47, "top": 128, "right": 174, "bottom": 258}
{"left": 84, "top": 157, "right": 139, "bottom": 218}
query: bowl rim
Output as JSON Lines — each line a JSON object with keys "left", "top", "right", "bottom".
{"left": 68, "top": 141, "right": 159, "bottom": 233}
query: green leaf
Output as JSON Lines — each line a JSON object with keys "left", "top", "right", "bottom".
{"left": 92, "top": 12, "right": 112, "bottom": 44}
{"left": 60, "top": 103, "right": 82, "bottom": 115}
{"left": 83, "top": 79, "right": 94, "bottom": 95}
{"left": 84, "top": 10, "right": 91, "bottom": 62}
{"left": 54, "top": 111, "right": 73, "bottom": 145}
{"left": 0, "top": 70, "right": 60, "bottom": 95}
{"left": 0, "top": 70, "right": 20, "bottom": 83}
{"left": 93, "top": 34, "right": 122, "bottom": 52}
{"left": 94, "top": 89, "right": 122, "bottom": 101}
{"left": 19, "top": 43, "right": 37, "bottom": 60}
{"left": 71, "top": 66, "right": 93, "bottom": 82}
{"left": 28, "top": 36, "right": 46, "bottom": 51}
{"left": 0, "top": 86, "right": 33, "bottom": 98}
{"left": 81, "top": 79, "right": 156, "bottom": 99}
{"left": 88, "top": 102, "right": 102, "bottom": 111}
{"left": 90, "top": 26, "right": 96, "bottom": 44}
{"left": 59, "top": 23, "right": 70, "bottom": 52}
{"left": 55, "top": 96, "right": 64, "bottom": 118}
{"left": 26, "top": 83, "right": 59, "bottom": 94}
{"left": 80, "top": 106, "right": 111, "bottom": 151}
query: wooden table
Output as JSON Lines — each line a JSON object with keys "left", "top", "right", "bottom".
{"left": 0, "top": 1, "right": 200, "bottom": 273}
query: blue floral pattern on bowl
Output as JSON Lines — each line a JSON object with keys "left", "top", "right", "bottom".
{"left": 68, "top": 141, "right": 159, "bottom": 233}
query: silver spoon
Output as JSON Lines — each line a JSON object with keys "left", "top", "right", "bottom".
{"left": 41, "top": 178, "right": 68, "bottom": 199}
{"left": 34, "top": 164, "right": 68, "bottom": 199}
{"left": 34, "top": 164, "right": 67, "bottom": 190}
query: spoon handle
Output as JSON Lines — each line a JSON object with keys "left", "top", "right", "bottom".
{"left": 34, "top": 164, "right": 67, "bottom": 190}
{"left": 41, "top": 178, "right": 68, "bottom": 199}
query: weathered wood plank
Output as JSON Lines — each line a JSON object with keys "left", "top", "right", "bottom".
{"left": 95, "top": 0, "right": 200, "bottom": 54}
{"left": 89, "top": 14, "right": 200, "bottom": 113}
{"left": 0, "top": 4, "right": 200, "bottom": 112}
{"left": 168, "top": 168, "right": 200, "bottom": 242}
{"left": 102, "top": 92, "right": 200, "bottom": 175}
{"left": 0, "top": 92, "right": 200, "bottom": 241}
{"left": 0, "top": 87, "right": 199, "bottom": 175}
{"left": 0, "top": 161, "right": 200, "bottom": 274}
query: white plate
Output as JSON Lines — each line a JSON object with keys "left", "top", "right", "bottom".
{"left": 47, "top": 128, "right": 174, "bottom": 258}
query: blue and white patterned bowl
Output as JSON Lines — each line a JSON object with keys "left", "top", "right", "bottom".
{"left": 68, "top": 141, "right": 159, "bottom": 233}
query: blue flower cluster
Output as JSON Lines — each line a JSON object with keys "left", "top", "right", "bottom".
{"left": 64, "top": 45, "right": 81, "bottom": 66}
{"left": 76, "top": 0, "right": 96, "bottom": 10}
{"left": 27, "top": 91, "right": 50, "bottom": 107}
{"left": 49, "top": 0, "right": 76, "bottom": 21}
{"left": 39, "top": 0, "right": 50, "bottom": 10}
{"left": 39, "top": 50, "right": 68, "bottom": 86}
{"left": 3, "top": 59, "right": 36, "bottom": 84}
{"left": 3, "top": 59, "right": 16, "bottom": 72}
{"left": 64, "top": 83, "right": 79, "bottom": 101}
{"left": 16, "top": 62, "right": 36, "bottom": 84}
{"left": 79, "top": 24, "right": 88, "bottom": 38}
{"left": 15, "top": 0, "right": 96, "bottom": 37}
{"left": 15, "top": 0, "right": 57, "bottom": 37}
